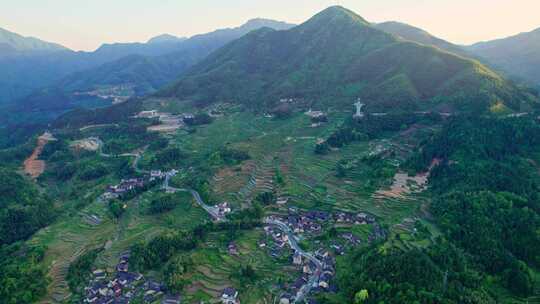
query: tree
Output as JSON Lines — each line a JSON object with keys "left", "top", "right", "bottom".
{"left": 336, "top": 162, "right": 347, "bottom": 178}
{"left": 315, "top": 142, "right": 330, "bottom": 155}
{"left": 255, "top": 191, "right": 275, "bottom": 205}
{"left": 506, "top": 261, "right": 534, "bottom": 296}
{"left": 164, "top": 255, "right": 193, "bottom": 294}
{"left": 354, "top": 289, "right": 369, "bottom": 303}
{"left": 149, "top": 194, "right": 178, "bottom": 214}
{"left": 108, "top": 200, "right": 125, "bottom": 218}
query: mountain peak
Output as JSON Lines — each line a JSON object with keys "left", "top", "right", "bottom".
{"left": 312, "top": 5, "right": 369, "bottom": 25}
{"left": 239, "top": 18, "right": 294, "bottom": 31}
{"left": 147, "top": 34, "right": 185, "bottom": 44}
{"left": 0, "top": 27, "right": 68, "bottom": 53}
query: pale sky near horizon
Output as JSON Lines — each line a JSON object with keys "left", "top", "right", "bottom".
{"left": 2, "top": 0, "right": 539, "bottom": 51}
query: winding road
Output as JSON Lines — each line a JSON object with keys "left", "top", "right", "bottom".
{"left": 163, "top": 175, "right": 222, "bottom": 220}
{"left": 95, "top": 137, "right": 148, "bottom": 174}
{"left": 264, "top": 218, "right": 323, "bottom": 303}
{"left": 95, "top": 139, "right": 320, "bottom": 301}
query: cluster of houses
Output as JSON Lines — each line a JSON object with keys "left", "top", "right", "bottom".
{"left": 151, "top": 169, "right": 178, "bottom": 182}
{"left": 84, "top": 253, "right": 180, "bottom": 304}
{"left": 260, "top": 209, "right": 385, "bottom": 302}
{"left": 103, "top": 178, "right": 145, "bottom": 200}
{"left": 285, "top": 210, "right": 330, "bottom": 235}
{"left": 333, "top": 211, "right": 375, "bottom": 225}
{"left": 75, "top": 85, "right": 132, "bottom": 104}
{"left": 279, "top": 248, "right": 337, "bottom": 303}
{"left": 102, "top": 169, "right": 178, "bottom": 200}
{"left": 262, "top": 225, "right": 292, "bottom": 258}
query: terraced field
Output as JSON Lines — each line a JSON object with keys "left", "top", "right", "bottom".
{"left": 30, "top": 110, "right": 446, "bottom": 303}
{"left": 31, "top": 208, "right": 116, "bottom": 303}
{"left": 183, "top": 230, "right": 293, "bottom": 303}
{"left": 236, "top": 154, "right": 276, "bottom": 204}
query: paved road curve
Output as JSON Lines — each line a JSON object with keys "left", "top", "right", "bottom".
{"left": 163, "top": 178, "right": 222, "bottom": 220}
{"left": 264, "top": 218, "right": 323, "bottom": 303}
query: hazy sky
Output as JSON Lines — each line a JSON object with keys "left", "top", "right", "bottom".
{"left": 2, "top": 0, "right": 539, "bottom": 51}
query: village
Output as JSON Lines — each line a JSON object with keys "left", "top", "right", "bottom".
{"left": 101, "top": 168, "right": 179, "bottom": 201}
{"left": 84, "top": 253, "right": 245, "bottom": 304}
{"left": 79, "top": 99, "right": 388, "bottom": 304}
{"left": 257, "top": 208, "right": 383, "bottom": 303}
{"left": 83, "top": 251, "right": 244, "bottom": 304}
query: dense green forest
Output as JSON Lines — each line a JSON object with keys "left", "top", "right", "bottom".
{"left": 0, "top": 243, "right": 49, "bottom": 304}
{"left": 0, "top": 167, "right": 56, "bottom": 245}
{"left": 325, "top": 240, "right": 494, "bottom": 303}
{"left": 326, "top": 116, "right": 540, "bottom": 303}
{"left": 50, "top": 99, "right": 143, "bottom": 129}
{"left": 159, "top": 7, "right": 536, "bottom": 113}
{"left": 66, "top": 248, "right": 103, "bottom": 293}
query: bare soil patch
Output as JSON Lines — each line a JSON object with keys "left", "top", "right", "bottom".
{"left": 374, "top": 158, "right": 440, "bottom": 199}
{"left": 23, "top": 132, "right": 56, "bottom": 179}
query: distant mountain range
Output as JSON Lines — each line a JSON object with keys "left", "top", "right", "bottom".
{"left": 2, "top": 8, "right": 540, "bottom": 127}
{"left": 0, "top": 18, "right": 294, "bottom": 107}
{"left": 0, "top": 27, "right": 67, "bottom": 55}
{"left": 158, "top": 6, "right": 535, "bottom": 113}
{"left": 373, "top": 21, "right": 470, "bottom": 58}
{"left": 466, "top": 27, "right": 540, "bottom": 88}
{"left": 0, "top": 19, "right": 294, "bottom": 124}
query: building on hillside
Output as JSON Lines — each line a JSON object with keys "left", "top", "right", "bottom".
{"left": 217, "top": 202, "right": 232, "bottom": 217}
{"left": 293, "top": 251, "right": 303, "bottom": 265}
{"left": 150, "top": 170, "right": 164, "bottom": 180}
{"left": 280, "top": 294, "right": 292, "bottom": 304}
{"left": 221, "top": 287, "right": 239, "bottom": 304}
{"left": 162, "top": 295, "right": 181, "bottom": 304}
{"left": 228, "top": 242, "right": 239, "bottom": 256}
{"left": 137, "top": 110, "right": 159, "bottom": 118}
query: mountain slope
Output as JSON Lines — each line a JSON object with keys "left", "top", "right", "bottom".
{"left": 159, "top": 6, "right": 535, "bottom": 113}
{"left": 0, "top": 19, "right": 294, "bottom": 106}
{"left": 59, "top": 18, "right": 295, "bottom": 96}
{"left": 0, "top": 27, "right": 67, "bottom": 54}
{"left": 0, "top": 18, "right": 295, "bottom": 125}
{"left": 466, "top": 27, "right": 540, "bottom": 87}
{"left": 373, "top": 22, "right": 469, "bottom": 57}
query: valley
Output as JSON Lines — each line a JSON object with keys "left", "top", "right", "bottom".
{"left": 0, "top": 4, "right": 539, "bottom": 304}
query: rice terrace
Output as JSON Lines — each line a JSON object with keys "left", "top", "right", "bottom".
{"left": 0, "top": 2, "right": 539, "bottom": 304}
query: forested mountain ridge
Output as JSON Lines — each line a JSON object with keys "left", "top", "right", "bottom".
{"left": 1, "top": 5, "right": 539, "bottom": 304}
{"left": 0, "top": 27, "right": 67, "bottom": 55}
{"left": 373, "top": 21, "right": 470, "bottom": 57}
{"left": 0, "top": 19, "right": 295, "bottom": 107}
{"left": 0, "top": 18, "right": 295, "bottom": 125}
{"left": 54, "top": 18, "right": 295, "bottom": 97}
{"left": 159, "top": 6, "right": 536, "bottom": 113}
{"left": 466, "top": 27, "right": 540, "bottom": 88}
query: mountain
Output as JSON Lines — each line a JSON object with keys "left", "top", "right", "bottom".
{"left": 0, "top": 27, "right": 68, "bottom": 55}
{"left": 466, "top": 27, "right": 540, "bottom": 88}
{"left": 159, "top": 6, "right": 535, "bottom": 113}
{"left": 1, "top": 18, "right": 295, "bottom": 125}
{"left": 0, "top": 20, "right": 290, "bottom": 105}
{"left": 148, "top": 34, "right": 186, "bottom": 44}
{"left": 56, "top": 52, "right": 202, "bottom": 95}
{"left": 373, "top": 21, "right": 469, "bottom": 57}
{"left": 30, "top": 18, "right": 295, "bottom": 99}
